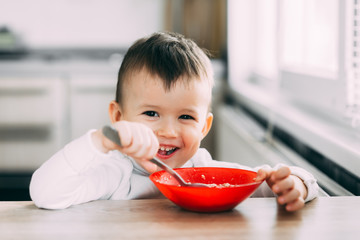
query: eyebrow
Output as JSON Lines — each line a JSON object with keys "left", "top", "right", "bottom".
{"left": 139, "top": 104, "right": 159, "bottom": 109}
{"left": 139, "top": 104, "right": 199, "bottom": 114}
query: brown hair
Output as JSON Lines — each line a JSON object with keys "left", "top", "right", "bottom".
{"left": 115, "top": 32, "right": 213, "bottom": 103}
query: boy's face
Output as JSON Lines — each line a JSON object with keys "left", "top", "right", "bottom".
{"left": 115, "top": 69, "right": 213, "bottom": 169}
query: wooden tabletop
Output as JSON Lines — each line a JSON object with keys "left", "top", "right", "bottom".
{"left": 1, "top": 197, "right": 359, "bottom": 240}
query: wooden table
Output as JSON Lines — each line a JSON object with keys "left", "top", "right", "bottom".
{"left": 1, "top": 197, "right": 359, "bottom": 240}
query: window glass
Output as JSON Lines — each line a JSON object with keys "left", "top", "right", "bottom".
{"left": 227, "top": 0, "right": 277, "bottom": 91}
{"left": 281, "top": 0, "right": 338, "bottom": 75}
{"left": 254, "top": 0, "right": 277, "bottom": 80}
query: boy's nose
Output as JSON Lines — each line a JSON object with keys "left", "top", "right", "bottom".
{"left": 156, "top": 121, "right": 178, "bottom": 138}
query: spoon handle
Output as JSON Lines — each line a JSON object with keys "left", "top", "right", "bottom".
{"left": 102, "top": 125, "right": 122, "bottom": 146}
{"left": 149, "top": 158, "right": 188, "bottom": 186}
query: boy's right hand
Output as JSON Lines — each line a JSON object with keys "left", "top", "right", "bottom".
{"left": 92, "top": 121, "right": 159, "bottom": 173}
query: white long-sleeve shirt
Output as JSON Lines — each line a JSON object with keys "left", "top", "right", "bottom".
{"left": 30, "top": 130, "right": 319, "bottom": 209}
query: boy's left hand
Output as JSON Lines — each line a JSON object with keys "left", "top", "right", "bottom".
{"left": 256, "top": 166, "right": 308, "bottom": 212}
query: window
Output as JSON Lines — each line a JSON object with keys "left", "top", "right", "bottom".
{"left": 281, "top": 0, "right": 338, "bottom": 74}
{"left": 227, "top": 0, "right": 360, "bottom": 184}
{"left": 227, "top": 0, "right": 278, "bottom": 90}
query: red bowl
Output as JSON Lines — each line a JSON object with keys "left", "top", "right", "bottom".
{"left": 150, "top": 167, "right": 263, "bottom": 213}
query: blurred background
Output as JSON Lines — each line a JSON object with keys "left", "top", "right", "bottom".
{"left": 0, "top": 0, "right": 359, "bottom": 200}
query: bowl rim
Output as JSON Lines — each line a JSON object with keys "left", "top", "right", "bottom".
{"left": 149, "top": 167, "right": 264, "bottom": 188}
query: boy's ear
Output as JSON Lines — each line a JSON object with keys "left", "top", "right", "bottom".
{"left": 201, "top": 112, "right": 213, "bottom": 139}
{"left": 108, "top": 100, "right": 122, "bottom": 123}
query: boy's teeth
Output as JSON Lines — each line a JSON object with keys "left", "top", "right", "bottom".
{"left": 158, "top": 146, "right": 177, "bottom": 156}
{"left": 160, "top": 146, "right": 175, "bottom": 151}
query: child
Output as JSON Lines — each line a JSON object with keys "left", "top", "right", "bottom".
{"left": 30, "top": 32, "right": 319, "bottom": 211}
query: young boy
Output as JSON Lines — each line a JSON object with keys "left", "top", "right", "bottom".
{"left": 30, "top": 32, "right": 318, "bottom": 211}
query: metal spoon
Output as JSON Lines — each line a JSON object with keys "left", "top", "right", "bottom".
{"left": 102, "top": 125, "right": 209, "bottom": 187}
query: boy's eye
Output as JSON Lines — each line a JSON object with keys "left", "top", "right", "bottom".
{"left": 143, "top": 111, "right": 159, "bottom": 117}
{"left": 179, "top": 115, "right": 195, "bottom": 120}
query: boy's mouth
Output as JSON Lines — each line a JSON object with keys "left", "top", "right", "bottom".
{"left": 157, "top": 146, "right": 178, "bottom": 157}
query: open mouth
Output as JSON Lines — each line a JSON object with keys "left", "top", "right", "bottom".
{"left": 157, "top": 146, "right": 178, "bottom": 156}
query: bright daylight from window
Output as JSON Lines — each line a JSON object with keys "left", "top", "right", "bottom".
{"left": 227, "top": 0, "right": 360, "bottom": 193}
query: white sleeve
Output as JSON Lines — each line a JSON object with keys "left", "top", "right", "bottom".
{"left": 283, "top": 165, "right": 319, "bottom": 202}
{"left": 249, "top": 164, "right": 319, "bottom": 202}
{"left": 30, "top": 130, "right": 133, "bottom": 209}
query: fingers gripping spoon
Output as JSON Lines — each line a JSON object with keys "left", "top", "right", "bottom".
{"left": 101, "top": 125, "right": 209, "bottom": 188}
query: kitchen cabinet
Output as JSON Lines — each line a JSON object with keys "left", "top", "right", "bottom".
{"left": 0, "top": 75, "right": 67, "bottom": 200}
{"left": 0, "top": 58, "right": 119, "bottom": 200}
{"left": 0, "top": 76, "right": 66, "bottom": 171}
{"left": 0, "top": 59, "right": 119, "bottom": 171}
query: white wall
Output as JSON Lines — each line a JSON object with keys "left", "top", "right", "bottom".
{"left": 0, "top": 0, "right": 165, "bottom": 48}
